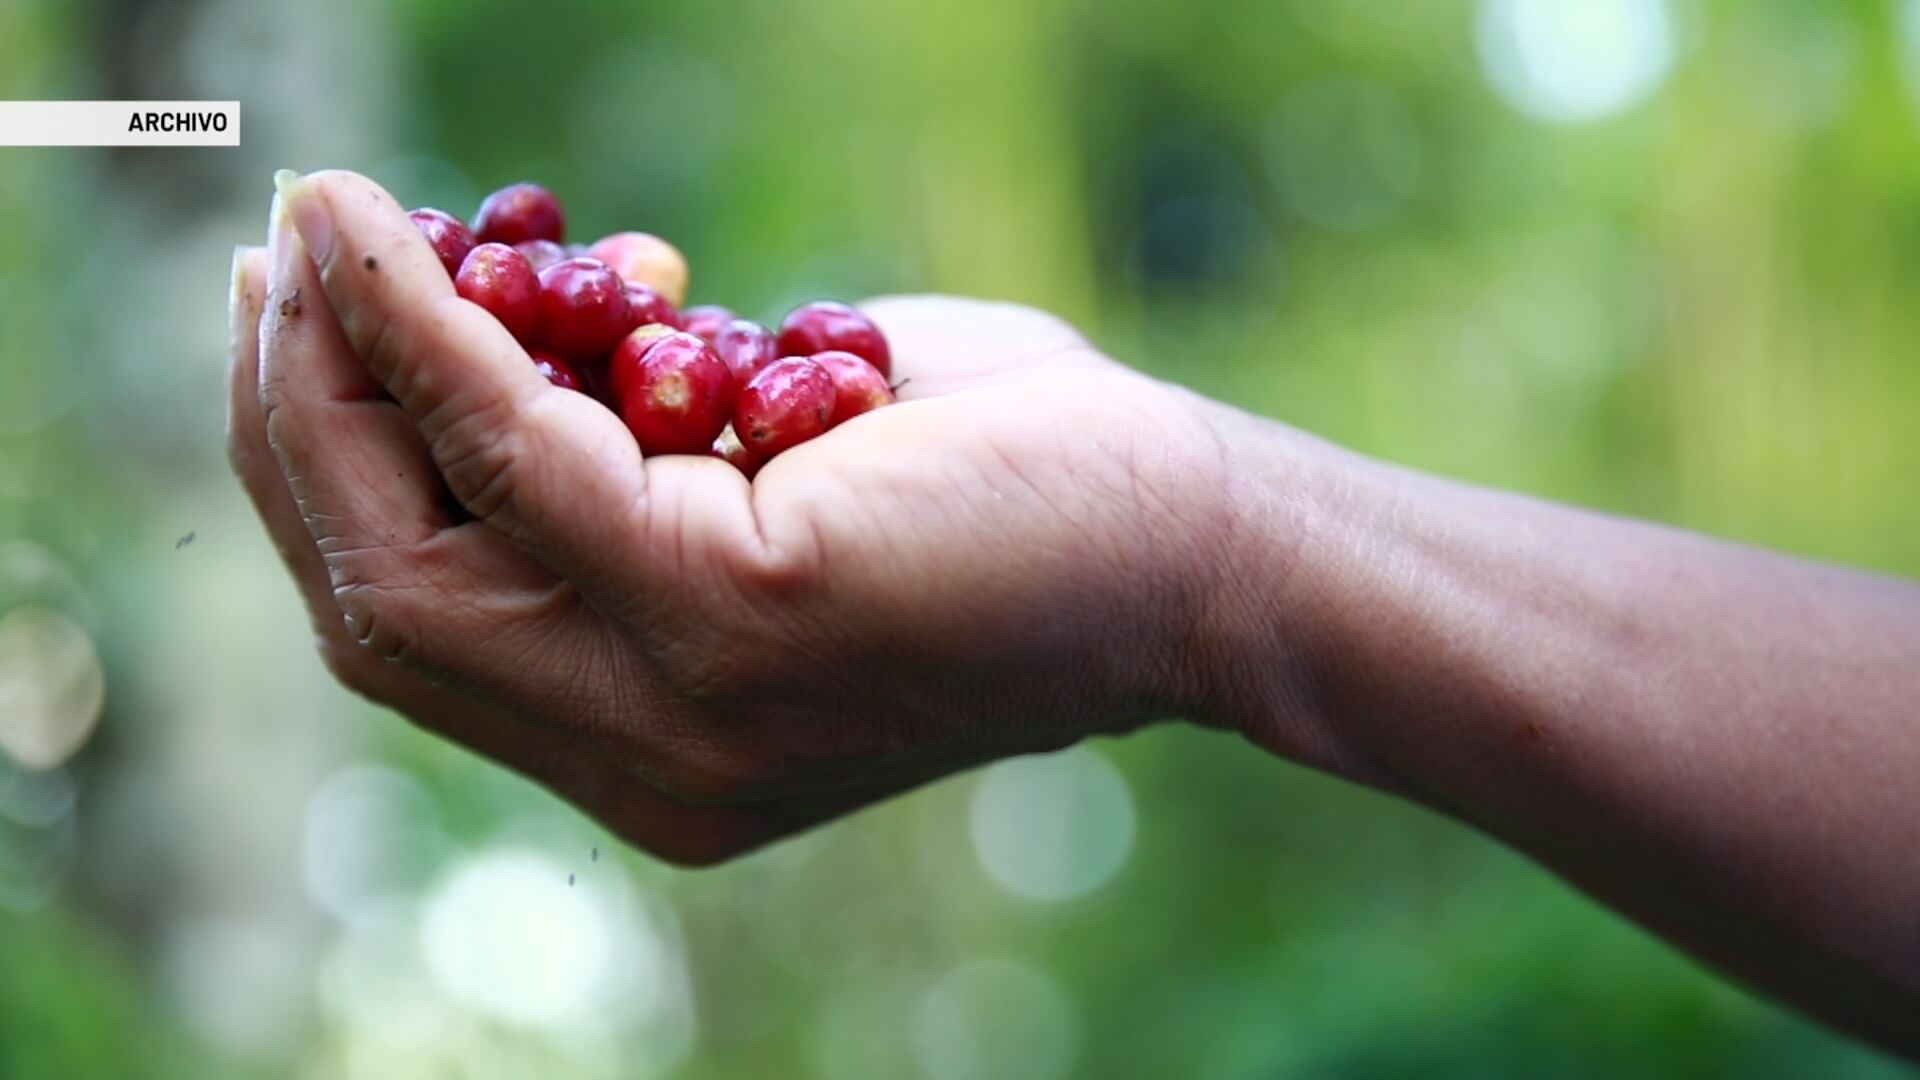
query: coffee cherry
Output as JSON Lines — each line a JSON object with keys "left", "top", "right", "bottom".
{"left": 735, "top": 357, "right": 836, "bottom": 459}
{"left": 776, "top": 301, "right": 891, "bottom": 378}
{"left": 530, "top": 351, "right": 583, "bottom": 391}
{"left": 408, "top": 208, "right": 474, "bottom": 279}
{"left": 813, "top": 350, "right": 895, "bottom": 424}
{"left": 711, "top": 424, "right": 763, "bottom": 478}
{"left": 624, "top": 283, "right": 683, "bottom": 332}
{"left": 514, "top": 239, "right": 567, "bottom": 273}
{"left": 603, "top": 325, "right": 677, "bottom": 404}
{"left": 611, "top": 330, "right": 735, "bottom": 455}
{"left": 623, "top": 322, "right": 678, "bottom": 355}
{"left": 455, "top": 243, "right": 541, "bottom": 345}
{"left": 587, "top": 232, "right": 689, "bottom": 307}
{"left": 473, "top": 182, "right": 565, "bottom": 246}
{"left": 710, "top": 319, "right": 779, "bottom": 384}
{"left": 536, "top": 257, "right": 632, "bottom": 358}
{"left": 681, "top": 305, "right": 737, "bottom": 345}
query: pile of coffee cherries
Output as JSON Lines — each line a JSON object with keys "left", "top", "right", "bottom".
{"left": 407, "top": 182, "right": 895, "bottom": 477}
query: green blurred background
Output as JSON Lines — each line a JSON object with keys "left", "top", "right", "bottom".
{"left": 2, "top": 0, "right": 1918, "bottom": 1076}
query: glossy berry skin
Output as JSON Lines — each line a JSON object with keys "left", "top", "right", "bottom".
{"left": 681, "top": 305, "right": 736, "bottom": 345}
{"left": 473, "top": 182, "right": 565, "bottom": 246}
{"left": 604, "top": 325, "right": 676, "bottom": 403}
{"left": 530, "top": 351, "right": 583, "bottom": 392}
{"left": 455, "top": 243, "right": 541, "bottom": 345}
{"left": 587, "top": 232, "right": 689, "bottom": 307}
{"left": 734, "top": 357, "right": 836, "bottom": 459}
{"left": 607, "top": 326, "right": 680, "bottom": 402}
{"left": 624, "top": 283, "right": 683, "bottom": 332}
{"left": 813, "top": 350, "right": 895, "bottom": 424}
{"left": 610, "top": 331, "right": 735, "bottom": 455}
{"left": 408, "top": 208, "right": 474, "bottom": 279}
{"left": 536, "top": 258, "right": 632, "bottom": 358}
{"left": 514, "top": 239, "right": 567, "bottom": 272}
{"left": 776, "top": 301, "right": 891, "bottom": 378}
{"left": 710, "top": 318, "right": 779, "bottom": 384}
{"left": 711, "top": 424, "right": 763, "bottom": 479}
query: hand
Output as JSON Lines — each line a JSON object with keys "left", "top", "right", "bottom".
{"left": 228, "top": 169, "right": 1272, "bottom": 864}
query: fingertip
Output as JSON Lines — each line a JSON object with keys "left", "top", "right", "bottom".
{"left": 228, "top": 245, "right": 269, "bottom": 349}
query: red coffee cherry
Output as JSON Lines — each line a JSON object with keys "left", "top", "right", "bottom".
{"left": 611, "top": 330, "right": 735, "bottom": 456}
{"left": 734, "top": 357, "right": 836, "bottom": 459}
{"left": 711, "top": 424, "right": 763, "bottom": 479}
{"left": 536, "top": 257, "right": 632, "bottom": 358}
{"left": 455, "top": 243, "right": 541, "bottom": 345}
{"left": 813, "top": 350, "right": 895, "bottom": 424}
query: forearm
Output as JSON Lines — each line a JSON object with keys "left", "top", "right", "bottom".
{"left": 1201, "top": 408, "right": 1920, "bottom": 1057}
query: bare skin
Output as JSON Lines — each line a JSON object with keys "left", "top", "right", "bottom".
{"left": 228, "top": 170, "right": 1920, "bottom": 1060}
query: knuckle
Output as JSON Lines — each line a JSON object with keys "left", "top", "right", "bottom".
{"left": 313, "top": 628, "right": 386, "bottom": 700}
{"left": 332, "top": 580, "right": 421, "bottom": 667}
{"left": 351, "top": 303, "right": 413, "bottom": 389}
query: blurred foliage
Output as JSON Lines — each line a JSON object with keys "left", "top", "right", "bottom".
{"left": 2, "top": 0, "right": 1918, "bottom": 1076}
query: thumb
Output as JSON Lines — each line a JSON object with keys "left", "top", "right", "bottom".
{"left": 274, "top": 168, "right": 654, "bottom": 591}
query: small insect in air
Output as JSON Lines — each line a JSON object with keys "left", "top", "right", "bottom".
{"left": 175, "top": 531, "right": 196, "bottom": 550}
{"left": 568, "top": 873, "right": 575, "bottom": 887}
{"left": 591, "top": 847, "right": 599, "bottom": 863}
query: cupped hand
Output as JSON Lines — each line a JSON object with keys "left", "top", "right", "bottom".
{"left": 228, "top": 169, "right": 1249, "bottom": 864}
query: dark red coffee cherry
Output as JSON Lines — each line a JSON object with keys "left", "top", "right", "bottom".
{"left": 407, "top": 208, "right": 474, "bottom": 279}
{"left": 681, "top": 305, "right": 737, "bottom": 345}
{"left": 530, "top": 351, "right": 583, "bottom": 391}
{"left": 624, "top": 283, "right": 683, "bottom": 332}
{"left": 776, "top": 301, "right": 891, "bottom": 378}
{"left": 710, "top": 319, "right": 779, "bottom": 385}
{"left": 514, "top": 239, "right": 567, "bottom": 273}
{"left": 473, "top": 182, "right": 565, "bottom": 246}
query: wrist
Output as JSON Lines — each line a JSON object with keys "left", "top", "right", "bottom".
{"left": 1172, "top": 401, "right": 1399, "bottom": 785}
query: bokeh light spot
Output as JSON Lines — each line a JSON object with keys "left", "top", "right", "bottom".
{"left": 421, "top": 849, "right": 613, "bottom": 1029}
{"left": 0, "top": 605, "right": 105, "bottom": 770}
{"left": 1900, "top": 0, "right": 1920, "bottom": 117}
{"left": 912, "top": 958, "right": 1078, "bottom": 1080}
{"left": 1477, "top": 0, "right": 1676, "bottom": 124}
{"left": 969, "top": 746, "right": 1134, "bottom": 902}
{"left": 302, "top": 764, "right": 444, "bottom": 927}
